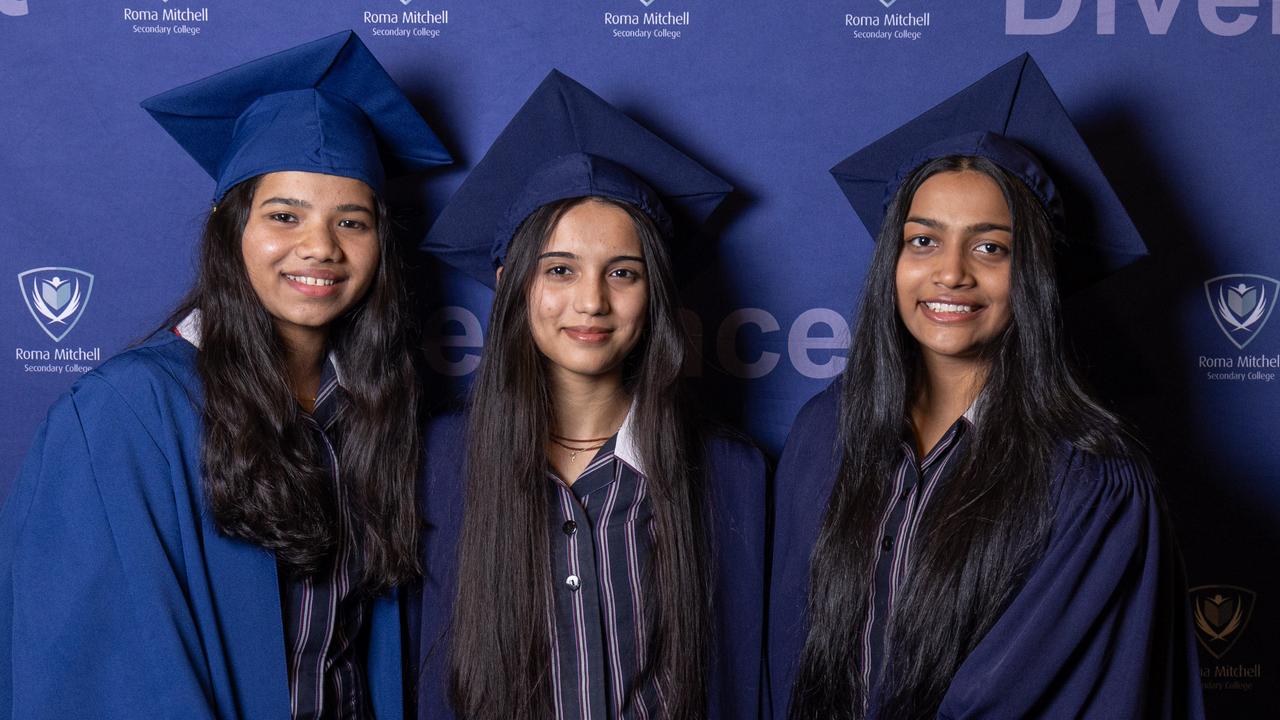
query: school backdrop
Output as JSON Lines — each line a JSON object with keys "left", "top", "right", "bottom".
{"left": 1, "top": 1, "right": 1275, "bottom": 714}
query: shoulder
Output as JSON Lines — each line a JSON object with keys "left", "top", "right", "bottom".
{"left": 1051, "top": 443, "right": 1159, "bottom": 507}
{"left": 792, "top": 379, "right": 841, "bottom": 433}
{"left": 704, "top": 430, "right": 767, "bottom": 477}
{"left": 74, "top": 331, "right": 198, "bottom": 403}
{"left": 48, "top": 332, "right": 200, "bottom": 436}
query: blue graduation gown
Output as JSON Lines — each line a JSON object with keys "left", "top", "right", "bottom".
{"left": 413, "top": 411, "right": 768, "bottom": 720}
{"left": 767, "top": 383, "right": 1205, "bottom": 719}
{"left": 0, "top": 331, "right": 405, "bottom": 719}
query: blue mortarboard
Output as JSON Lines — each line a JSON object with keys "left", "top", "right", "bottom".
{"left": 141, "top": 30, "right": 451, "bottom": 202}
{"left": 422, "top": 69, "right": 732, "bottom": 288}
{"left": 830, "top": 53, "right": 1146, "bottom": 290}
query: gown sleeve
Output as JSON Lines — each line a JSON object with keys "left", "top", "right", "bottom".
{"left": 765, "top": 385, "right": 843, "bottom": 720}
{"left": 705, "top": 435, "right": 770, "bottom": 720}
{"left": 937, "top": 451, "right": 1206, "bottom": 720}
{"left": 0, "top": 374, "right": 218, "bottom": 720}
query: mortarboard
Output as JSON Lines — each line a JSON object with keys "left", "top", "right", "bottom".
{"left": 830, "top": 53, "right": 1146, "bottom": 291}
{"left": 422, "top": 69, "right": 732, "bottom": 288}
{"left": 141, "top": 30, "right": 451, "bottom": 202}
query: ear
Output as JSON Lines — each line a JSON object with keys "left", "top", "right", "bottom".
{"left": 495, "top": 265, "right": 504, "bottom": 286}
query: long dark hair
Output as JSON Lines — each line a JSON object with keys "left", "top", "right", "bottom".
{"left": 790, "top": 156, "right": 1129, "bottom": 718}
{"left": 169, "top": 175, "right": 422, "bottom": 593}
{"left": 448, "top": 197, "right": 712, "bottom": 719}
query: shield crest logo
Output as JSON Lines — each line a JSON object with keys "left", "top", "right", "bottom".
{"left": 17, "top": 267, "right": 95, "bottom": 343}
{"left": 1204, "top": 274, "right": 1279, "bottom": 350}
{"left": 0, "top": 0, "right": 29, "bottom": 18}
{"left": 1190, "top": 585, "right": 1255, "bottom": 660}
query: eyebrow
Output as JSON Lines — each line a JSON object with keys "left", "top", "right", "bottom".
{"left": 905, "top": 216, "right": 1012, "bottom": 234}
{"left": 537, "top": 251, "right": 646, "bottom": 264}
{"left": 260, "top": 196, "right": 310, "bottom": 209}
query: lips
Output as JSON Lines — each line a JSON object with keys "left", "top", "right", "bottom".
{"left": 563, "top": 326, "right": 614, "bottom": 343}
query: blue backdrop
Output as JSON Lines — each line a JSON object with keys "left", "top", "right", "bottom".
{"left": 2, "top": 1, "right": 1276, "bottom": 714}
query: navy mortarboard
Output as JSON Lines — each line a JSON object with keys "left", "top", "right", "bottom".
{"left": 830, "top": 53, "right": 1145, "bottom": 291}
{"left": 141, "top": 30, "right": 451, "bottom": 202}
{"left": 421, "top": 69, "right": 732, "bottom": 288}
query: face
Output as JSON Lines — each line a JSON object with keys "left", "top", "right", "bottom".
{"left": 240, "top": 171, "right": 380, "bottom": 349}
{"left": 895, "top": 170, "right": 1014, "bottom": 367}
{"left": 524, "top": 200, "right": 649, "bottom": 385}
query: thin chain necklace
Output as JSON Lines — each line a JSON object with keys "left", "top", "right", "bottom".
{"left": 549, "top": 436, "right": 608, "bottom": 462}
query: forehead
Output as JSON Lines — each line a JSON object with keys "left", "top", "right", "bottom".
{"left": 907, "top": 170, "right": 1011, "bottom": 226}
{"left": 543, "top": 200, "right": 642, "bottom": 257}
{"left": 254, "top": 171, "right": 376, "bottom": 204}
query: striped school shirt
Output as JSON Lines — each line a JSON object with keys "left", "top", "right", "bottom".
{"left": 546, "top": 407, "right": 664, "bottom": 720}
{"left": 861, "top": 406, "right": 976, "bottom": 703}
{"left": 175, "top": 312, "right": 371, "bottom": 719}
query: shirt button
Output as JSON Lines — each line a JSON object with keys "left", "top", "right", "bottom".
{"left": 562, "top": 520, "right": 577, "bottom": 535}
{"left": 565, "top": 575, "right": 581, "bottom": 591}
{"left": 881, "top": 536, "right": 894, "bottom": 552}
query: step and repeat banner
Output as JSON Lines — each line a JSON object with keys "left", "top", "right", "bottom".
{"left": 2, "top": 0, "right": 1276, "bottom": 714}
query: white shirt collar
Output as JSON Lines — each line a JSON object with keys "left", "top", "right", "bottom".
{"left": 613, "top": 400, "right": 643, "bottom": 475}
{"left": 174, "top": 309, "right": 345, "bottom": 387}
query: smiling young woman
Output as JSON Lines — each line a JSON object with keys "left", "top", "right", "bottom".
{"left": 0, "top": 32, "right": 450, "bottom": 719}
{"left": 414, "top": 71, "right": 768, "bottom": 720}
{"left": 768, "top": 57, "right": 1204, "bottom": 720}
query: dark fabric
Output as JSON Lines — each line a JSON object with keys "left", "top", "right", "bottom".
{"left": 140, "top": 30, "right": 450, "bottom": 201}
{"left": 0, "top": 330, "right": 404, "bottom": 719}
{"left": 419, "top": 69, "right": 732, "bottom": 288}
{"left": 279, "top": 359, "right": 371, "bottom": 720}
{"left": 766, "top": 383, "right": 1206, "bottom": 720}
{"left": 414, "top": 411, "right": 768, "bottom": 720}
{"left": 829, "top": 53, "right": 1147, "bottom": 291}
{"left": 863, "top": 419, "right": 970, "bottom": 697}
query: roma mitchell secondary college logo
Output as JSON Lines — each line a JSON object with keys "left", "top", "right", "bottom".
{"left": 1205, "top": 274, "right": 1278, "bottom": 350}
{"left": 1190, "top": 585, "right": 1255, "bottom": 660}
{"left": 18, "top": 267, "right": 95, "bottom": 343}
{"left": 0, "top": 0, "right": 29, "bottom": 17}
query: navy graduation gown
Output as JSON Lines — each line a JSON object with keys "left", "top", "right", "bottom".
{"left": 413, "top": 411, "right": 768, "bottom": 720}
{"left": 767, "top": 383, "right": 1205, "bottom": 719}
{"left": 0, "top": 331, "right": 404, "bottom": 720}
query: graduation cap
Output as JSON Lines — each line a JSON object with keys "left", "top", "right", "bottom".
{"left": 831, "top": 53, "right": 1146, "bottom": 291}
{"left": 422, "top": 69, "right": 732, "bottom": 288}
{"left": 141, "top": 30, "right": 451, "bottom": 202}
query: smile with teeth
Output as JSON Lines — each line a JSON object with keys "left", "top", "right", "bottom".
{"left": 923, "top": 301, "right": 978, "bottom": 313}
{"left": 285, "top": 274, "right": 337, "bottom": 287}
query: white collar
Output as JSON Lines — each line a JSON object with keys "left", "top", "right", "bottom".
{"left": 613, "top": 400, "right": 643, "bottom": 475}
{"left": 174, "top": 309, "right": 345, "bottom": 387}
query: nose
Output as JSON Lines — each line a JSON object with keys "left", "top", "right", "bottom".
{"left": 573, "top": 274, "right": 610, "bottom": 316}
{"left": 933, "top": 241, "right": 974, "bottom": 289}
{"left": 295, "top": 222, "right": 341, "bottom": 262}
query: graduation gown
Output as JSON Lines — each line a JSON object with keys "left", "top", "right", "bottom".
{"left": 412, "top": 411, "right": 768, "bottom": 720}
{"left": 767, "top": 383, "right": 1205, "bottom": 719}
{"left": 0, "top": 331, "right": 405, "bottom": 719}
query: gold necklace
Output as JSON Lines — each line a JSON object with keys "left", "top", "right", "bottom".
{"left": 550, "top": 437, "right": 607, "bottom": 462}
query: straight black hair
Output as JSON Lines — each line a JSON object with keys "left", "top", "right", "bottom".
{"left": 170, "top": 175, "right": 423, "bottom": 593}
{"left": 447, "top": 197, "right": 712, "bottom": 719}
{"left": 790, "top": 157, "right": 1129, "bottom": 719}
